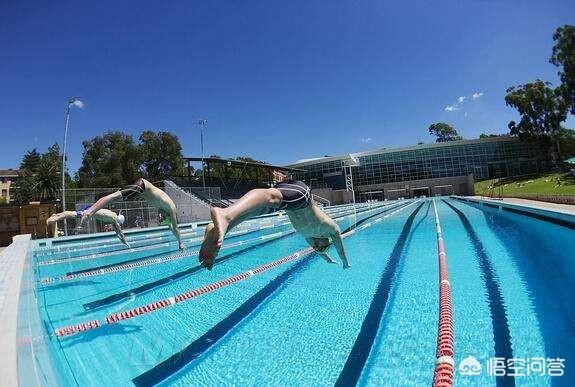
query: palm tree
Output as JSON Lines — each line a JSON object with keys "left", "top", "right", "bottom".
{"left": 33, "top": 158, "right": 60, "bottom": 201}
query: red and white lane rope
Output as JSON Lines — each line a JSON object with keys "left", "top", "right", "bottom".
{"left": 432, "top": 199, "right": 455, "bottom": 387}
{"left": 53, "top": 201, "right": 416, "bottom": 338}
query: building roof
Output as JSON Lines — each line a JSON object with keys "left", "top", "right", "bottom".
{"left": 184, "top": 157, "right": 306, "bottom": 172}
{"left": 0, "top": 169, "right": 20, "bottom": 177}
{"left": 286, "top": 136, "right": 516, "bottom": 167}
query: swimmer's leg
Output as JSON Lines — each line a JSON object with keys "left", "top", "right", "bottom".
{"left": 199, "top": 188, "right": 283, "bottom": 269}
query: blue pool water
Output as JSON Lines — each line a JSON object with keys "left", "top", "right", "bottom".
{"left": 31, "top": 198, "right": 574, "bottom": 386}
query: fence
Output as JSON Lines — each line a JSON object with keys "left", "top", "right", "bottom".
{"left": 55, "top": 184, "right": 222, "bottom": 236}
{"left": 0, "top": 203, "right": 56, "bottom": 245}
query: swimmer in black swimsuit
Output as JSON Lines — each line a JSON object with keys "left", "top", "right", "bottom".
{"left": 199, "top": 171, "right": 350, "bottom": 270}
{"left": 81, "top": 178, "right": 185, "bottom": 250}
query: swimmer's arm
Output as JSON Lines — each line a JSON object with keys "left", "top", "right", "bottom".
{"left": 168, "top": 205, "right": 184, "bottom": 250}
{"left": 330, "top": 230, "right": 351, "bottom": 269}
{"left": 112, "top": 220, "right": 130, "bottom": 249}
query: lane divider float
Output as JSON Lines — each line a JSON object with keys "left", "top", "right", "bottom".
{"left": 432, "top": 199, "right": 455, "bottom": 387}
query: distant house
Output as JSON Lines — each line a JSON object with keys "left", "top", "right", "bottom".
{"left": 0, "top": 169, "right": 20, "bottom": 203}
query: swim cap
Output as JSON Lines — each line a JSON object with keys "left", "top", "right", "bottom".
{"left": 117, "top": 214, "right": 125, "bottom": 225}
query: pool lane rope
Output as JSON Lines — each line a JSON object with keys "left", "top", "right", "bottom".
{"left": 432, "top": 199, "right": 455, "bottom": 387}
{"left": 53, "top": 200, "right": 418, "bottom": 338}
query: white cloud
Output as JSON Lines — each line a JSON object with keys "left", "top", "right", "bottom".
{"left": 360, "top": 137, "right": 372, "bottom": 143}
{"left": 444, "top": 92, "right": 483, "bottom": 112}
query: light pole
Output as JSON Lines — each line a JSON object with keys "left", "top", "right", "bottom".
{"left": 62, "top": 97, "right": 83, "bottom": 236}
{"left": 198, "top": 119, "right": 207, "bottom": 188}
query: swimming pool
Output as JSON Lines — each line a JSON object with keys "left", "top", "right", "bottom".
{"left": 26, "top": 198, "right": 574, "bottom": 386}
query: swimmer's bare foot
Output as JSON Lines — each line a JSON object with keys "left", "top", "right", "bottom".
{"left": 199, "top": 207, "right": 229, "bottom": 269}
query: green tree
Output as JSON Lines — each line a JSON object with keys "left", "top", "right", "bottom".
{"left": 505, "top": 80, "right": 567, "bottom": 159}
{"left": 557, "top": 128, "right": 575, "bottom": 159}
{"left": 20, "top": 149, "right": 41, "bottom": 173}
{"left": 479, "top": 133, "right": 506, "bottom": 138}
{"left": 235, "top": 156, "right": 269, "bottom": 183}
{"left": 33, "top": 157, "right": 60, "bottom": 201}
{"left": 12, "top": 171, "right": 34, "bottom": 205}
{"left": 550, "top": 25, "right": 575, "bottom": 115}
{"left": 428, "top": 122, "right": 462, "bottom": 142}
{"left": 139, "top": 131, "right": 185, "bottom": 181}
{"left": 13, "top": 143, "right": 64, "bottom": 204}
{"left": 77, "top": 131, "right": 141, "bottom": 188}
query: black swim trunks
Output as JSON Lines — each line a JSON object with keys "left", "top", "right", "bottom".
{"left": 120, "top": 178, "right": 145, "bottom": 199}
{"left": 274, "top": 180, "right": 311, "bottom": 210}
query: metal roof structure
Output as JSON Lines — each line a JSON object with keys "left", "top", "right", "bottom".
{"left": 286, "top": 136, "right": 516, "bottom": 168}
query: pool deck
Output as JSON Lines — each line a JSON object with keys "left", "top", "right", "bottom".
{"left": 0, "top": 235, "right": 31, "bottom": 386}
{"left": 471, "top": 196, "right": 575, "bottom": 216}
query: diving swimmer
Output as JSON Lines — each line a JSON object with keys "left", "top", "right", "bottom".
{"left": 47, "top": 209, "right": 129, "bottom": 247}
{"left": 199, "top": 171, "right": 350, "bottom": 270}
{"left": 80, "top": 178, "right": 185, "bottom": 250}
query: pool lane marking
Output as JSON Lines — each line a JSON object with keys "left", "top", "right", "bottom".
{"left": 40, "top": 203, "right": 387, "bottom": 285}
{"left": 334, "top": 202, "right": 425, "bottom": 387}
{"left": 130, "top": 200, "right": 421, "bottom": 386}
{"left": 432, "top": 199, "right": 455, "bottom": 387}
{"left": 53, "top": 201, "right": 418, "bottom": 339}
{"left": 442, "top": 199, "right": 515, "bottom": 387}
{"left": 80, "top": 202, "right": 395, "bottom": 310}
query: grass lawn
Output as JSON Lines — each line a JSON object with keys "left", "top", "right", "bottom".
{"left": 475, "top": 172, "right": 575, "bottom": 196}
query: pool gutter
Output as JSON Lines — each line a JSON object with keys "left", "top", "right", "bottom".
{"left": 453, "top": 196, "right": 575, "bottom": 228}
{"left": 0, "top": 234, "right": 31, "bottom": 386}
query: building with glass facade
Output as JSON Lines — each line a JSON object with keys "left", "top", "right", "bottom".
{"left": 286, "top": 137, "right": 549, "bottom": 200}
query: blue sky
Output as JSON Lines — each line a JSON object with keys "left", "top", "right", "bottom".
{"left": 1, "top": 0, "right": 574, "bottom": 172}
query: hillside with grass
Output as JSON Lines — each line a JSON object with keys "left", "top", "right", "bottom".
{"left": 475, "top": 172, "right": 575, "bottom": 196}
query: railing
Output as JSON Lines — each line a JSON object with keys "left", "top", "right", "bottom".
{"left": 432, "top": 199, "right": 455, "bottom": 387}
{"left": 182, "top": 187, "right": 229, "bottom": 208}
{"left": 312, "top": 194, "right": 330, "bottom": 207}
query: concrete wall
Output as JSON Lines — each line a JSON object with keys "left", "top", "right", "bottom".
{"left": 311, "top": 188, "right": 354, "bottom": 205}
{"left": 355, "top": 174, "right": 474, "bottom": 200}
